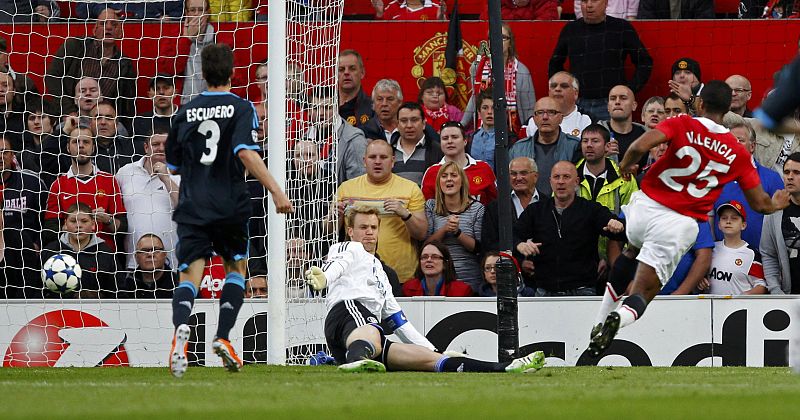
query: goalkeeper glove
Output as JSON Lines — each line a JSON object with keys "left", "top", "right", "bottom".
{"left": 305, "top": 266, "right": 327, "bottom": 290}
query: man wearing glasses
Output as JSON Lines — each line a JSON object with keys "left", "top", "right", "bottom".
{"left": 510, "top": 97, "right": 580, "bottom": 196}
{"left": 120, "top": 233, "right": 179, "bottom": 299}
{"left": 726, "top": 75, "right": 753, "bottom": 118}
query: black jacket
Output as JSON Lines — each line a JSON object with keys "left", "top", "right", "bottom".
{"left": 119, "top": 269, "right": 179, "bottom": 299}
{"left": 513, "top": 196, "right": 625, "bottom": 292}
{"left": 389, "top": 125, "right": 443, "bottom": 169}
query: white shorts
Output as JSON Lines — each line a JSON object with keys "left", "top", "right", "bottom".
{"left": 622, "top": 191, "right": 699, "bottom": 285}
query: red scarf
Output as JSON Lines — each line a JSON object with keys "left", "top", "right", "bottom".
{"left": 477, "top": 57, "right": 522, "bottom": 136}
{"left": 423, "top": 105, "right": 451, "bottom": 132}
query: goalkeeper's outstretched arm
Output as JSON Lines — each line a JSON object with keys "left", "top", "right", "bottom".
{"left": 305, "top": 242, "right": 358, "bottom": 290}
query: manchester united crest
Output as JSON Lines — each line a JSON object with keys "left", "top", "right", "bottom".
{"left": 411, "top": 32, "right": 478, "bottom": 110}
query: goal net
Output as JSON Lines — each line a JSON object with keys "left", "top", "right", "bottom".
{"left": 0, "top": 0, "right": 343, "bottom": 367}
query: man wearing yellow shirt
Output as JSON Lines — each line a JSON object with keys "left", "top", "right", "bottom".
{"left": 337, "top": 139, "right": 428, "bottom": 282}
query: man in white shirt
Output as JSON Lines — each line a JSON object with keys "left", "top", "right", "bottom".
{"left": 527, "top": 71, "right": 591, "bottom": 138}
{"left": 115, "top": 127, "right": 180, "bottom": 269}
{"left": 305, "top": 205, "right": 545, "bottom": 373}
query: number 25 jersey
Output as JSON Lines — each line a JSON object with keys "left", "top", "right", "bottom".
{"left": 641, "top": 115, "right": 761, "bottom": 221}
{"left": 166, "top": 91, "right": 261, "bottom": 225}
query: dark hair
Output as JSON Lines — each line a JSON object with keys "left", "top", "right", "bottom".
{"left": 699, "top": 80, "right": 733, "bottom": 115}
{"left": 480, "top": 251, "right": 501, "bottom": 282}
{"left": 415, "top": 241, "right": 458, "bottom": 284}
{"left": 66, "top": 201, "right": 94, "bottom": 215}
{"left": 478, "top": 88, "right": 494, "bottom": 107}
{"left": 201, "top": 43, "right": 234, "bottom": 88}
{"left": 398, "top": 101, "right": 424, "bottom": 119}
{"left": 96, "top": 99, "right": 117, "bottom": 112}
{"left": 581, "top": 123, "right": 611, "bottom": 143}
{"left": 785, "top": 152, "right": 800, "bottom": 169}
{"left": 440, "top": 120, "right": 466, "bottom": 138}
{"left": 418, "top": 76, "right": 448, "bottom": 103}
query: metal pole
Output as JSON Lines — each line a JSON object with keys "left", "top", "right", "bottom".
{"left": 487, "top": 0, "right": 519, "bottom": 362}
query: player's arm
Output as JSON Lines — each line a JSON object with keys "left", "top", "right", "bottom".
{"left": 742, "top": 185, "right": 790, "bottom": 215}
{"left": 237, "top": 149, "right": 294, "bottom": 214}
{"left": 305, "top": 243, "right": 356, "bottom": 290}
{"left": 619, "top": 129, "right": 667, "bottom": 178}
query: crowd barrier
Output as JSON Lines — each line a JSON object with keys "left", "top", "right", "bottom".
{"left": 2, "top": 296, "right": 797, "bottom": 367}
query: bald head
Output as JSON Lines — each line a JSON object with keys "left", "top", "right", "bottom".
{"left": 533, "top": 96, "right": 563, "bottom": 137}
{"left": 725, "top": 75, "right": 752, "bottom": 115}
{"left": 550, "top": 161, "right": 579, "bottom": 207}
{"left": 608, "top": 85, "right": 637, "bottom": 122}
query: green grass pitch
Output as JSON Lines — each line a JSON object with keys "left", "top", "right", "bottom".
{"left": 1, "top": 366, "right": 799, "bottom": 419}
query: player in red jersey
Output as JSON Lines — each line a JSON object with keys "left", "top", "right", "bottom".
{"left": 587, "top": 81, "right": 791, "bottom": 357}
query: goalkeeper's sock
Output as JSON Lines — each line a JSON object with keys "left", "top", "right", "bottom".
{"left": 618, "top": 293, "right": 648, "bottom": 329}
{"left": 345, "top": 339, "right": 376, "bottom": 363}
{"left": 172, "top": 282, "right": 197, "bottom": 328}
{"left": 435, "top": 356, "right": 506, "bottom": 373}
{"left": 216, "top": 273, "right": 246, "bottom": 341}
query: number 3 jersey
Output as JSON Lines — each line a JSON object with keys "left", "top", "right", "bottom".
{"left": 641, "top": 115, "right": 761, "bottom": 221}
{"left": 165, "top": 91, "right": 261, "bottom": 225}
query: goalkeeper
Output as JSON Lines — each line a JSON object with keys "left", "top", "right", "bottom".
{"left": 305, "top": 205, "right": 545, "bottom": 373}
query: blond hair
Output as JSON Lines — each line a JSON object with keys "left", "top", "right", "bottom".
{"left": 345, "top": 205, "right": 381, "bottom": 229}
{"left": 434, "top": 161, "right": 471, "bottom": 216}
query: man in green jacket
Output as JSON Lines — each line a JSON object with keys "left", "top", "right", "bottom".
{"left": 575, "top": 123, "right": 638, "bottom": 280}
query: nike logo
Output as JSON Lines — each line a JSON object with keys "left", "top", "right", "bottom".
{"left": 220, "top": 302, "right": 234, "bottom": 310}
{"left": 179, "top": 301, "right": 192, "bottom": 309}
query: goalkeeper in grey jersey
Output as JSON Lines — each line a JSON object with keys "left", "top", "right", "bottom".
{"left": 305, "top": 205, "right": 545, "bottom": 373}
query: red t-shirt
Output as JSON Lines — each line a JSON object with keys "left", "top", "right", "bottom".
{"left": 641, "top": 116, "right": 761, "bottom": 221}
{"left": 381, "top": 1, "right": 444, "bottom": 20}
{"left": 197, "top": 255, "right": 227, "bottom": 299}
{"left": 402, "top": 277, "right": 474, "bottom": 297}
{"left": 45, "top": 169, "right": 126, "bottom": 250}
{"left": 421, "top": 157, "right": 498, "bottom": 205}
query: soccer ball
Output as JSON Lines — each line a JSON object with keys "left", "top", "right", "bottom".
{"left": 42, "top": 254, "right": 82, "bottom": 294}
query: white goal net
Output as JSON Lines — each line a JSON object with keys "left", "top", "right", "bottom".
{"left": 0, "top": 0, "right": 344, "bottom": 367}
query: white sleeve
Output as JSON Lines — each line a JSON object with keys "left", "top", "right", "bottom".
{"left": 394, "top": 322, "right": 436, "bottom": 351}
{"left": 321, "top": 242, "right": 360, "bottom": 285}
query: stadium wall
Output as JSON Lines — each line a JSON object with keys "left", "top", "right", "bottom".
{"left": 2, "top": 297, "right": 797, "bottom": 368}
{"left": 2, "top": 20, "right": 800, "bottom": 114}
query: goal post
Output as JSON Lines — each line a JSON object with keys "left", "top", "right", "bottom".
{"left": 0, "top": 0, "right": 345, "bottom": 367}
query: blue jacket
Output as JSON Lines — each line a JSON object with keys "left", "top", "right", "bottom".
{"left": 508, "top": 130, "right": 580, "bottom": 162}
{"left": 470, "top": 127, "right": 496, "bottom": 171}
{"left": 713, "top": 162, "right": 784, "bottom": 250}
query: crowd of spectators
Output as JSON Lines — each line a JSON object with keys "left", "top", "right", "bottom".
{"left": 0, "top": 1, "right": 799, "bottom": 301}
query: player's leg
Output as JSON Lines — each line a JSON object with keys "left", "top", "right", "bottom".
{"left": 170, "top": 224, "right": 212, "bottom": 377}
{"left": 592, "top": 245, "right": 640, "bottom": 337}
{"left": 211, "top": 223, "right": 251, "bottom": 372}
{"left": 590, "top": 196, "right": 697, "bottom": 356}
{"left": 382, "top": 341, "right": 545, "bottom": 373}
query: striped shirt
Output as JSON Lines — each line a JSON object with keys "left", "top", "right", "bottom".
{"left": 425, "top": 199, "right": 485, "bottom": 290}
